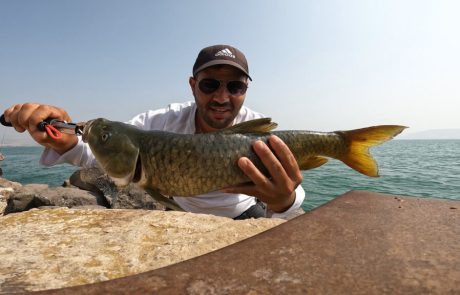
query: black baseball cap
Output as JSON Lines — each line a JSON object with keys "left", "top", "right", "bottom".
{"left": 192, "top": 45, "right": 252, "bottom": 81}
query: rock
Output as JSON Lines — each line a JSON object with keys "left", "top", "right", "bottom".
{"left": 4, "top": 183, "right": 109, "bottom": 214}
{"left": 0, "top": 187, "right": 14, "bottom": 214}
{"left": 72, "top": 205, "right": 110, "bottom": 210}
{"left": 69, "top": 168, "right": 102, "bottom": 193}
{"left": 0, "top": 188, "right": 13, "bottom": 215}
{"left": 62, "top": 179, "right": 72, "bottom": 187}
{"left": 108, "top": 184, "right": 165, "bottom": 210}
{"left": 0, "top": 177, "right": 23, "bottom": 215}
{"left": 0, "top": 208, "right": 285, "bottom": 293}
{"left": 0, "top": 177, "right": 22, "bottom": 190}
{"left": 70, "top": 168, "right": 166, "bottom": 210}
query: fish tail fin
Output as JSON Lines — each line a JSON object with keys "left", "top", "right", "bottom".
{"left": 338, "top": 125, "right": 407, "bottom": 177}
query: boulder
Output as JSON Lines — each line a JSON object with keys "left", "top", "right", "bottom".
{"left": 2, "top": 167, "right": 170, "bottom": 215}
{"left": 0, "top": 208, "right": 285, "bottom": 293}
{"left": 0, "top": 177, "right": 22, "bottom": 190}
{"left": 69, "top": 168, "right": 166, "bottom": 210}
{"left": 4, "top": 184, "right": 109, "bottom": 214}
{"left": 0, "top": 188, "right": 13, "bottom": 215}
{"left": 0, "top": 177, "right": 23, "bottom": 215}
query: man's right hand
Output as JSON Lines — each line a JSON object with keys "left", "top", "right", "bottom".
{"left": 3, "top": 103, "right": 78, "bottom": 154}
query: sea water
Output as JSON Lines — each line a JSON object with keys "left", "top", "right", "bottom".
{"left": 0, "top": 146, "right": 77, "bottom": 187}
{"left": 1, "top": 140, "right": 459, "bottom": 211}
{"left": 300, "top": 139, "right": 460, "bottom": 211}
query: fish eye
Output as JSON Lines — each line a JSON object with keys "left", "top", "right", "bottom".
{"left": 101, "top": 132, "right": 111, "bottom": 142}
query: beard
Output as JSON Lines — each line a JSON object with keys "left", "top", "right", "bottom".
{"left": 197, "top": 100, "right": 242, "bottom": 130}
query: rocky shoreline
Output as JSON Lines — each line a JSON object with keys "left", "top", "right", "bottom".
{"left": 1, "top": 168, "right": 168, "bottom": 215}
{"left": 0, "top": 169, "right": 293, "bottom": 293}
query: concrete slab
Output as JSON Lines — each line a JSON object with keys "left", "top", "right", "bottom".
{"left": 32, "top": 191, "right": 460, "bottom": 294}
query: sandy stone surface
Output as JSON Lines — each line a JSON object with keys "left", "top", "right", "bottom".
{"left": 0, "top": 208, "right": 284, "bottom": 293}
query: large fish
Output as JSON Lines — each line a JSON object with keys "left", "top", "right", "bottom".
{"left": 82, "top": 118, "right": 406, "bottom": 197}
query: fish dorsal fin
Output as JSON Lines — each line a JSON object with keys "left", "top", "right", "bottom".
{"left": 220, "top": 118, "right": 278, "bottom": 134}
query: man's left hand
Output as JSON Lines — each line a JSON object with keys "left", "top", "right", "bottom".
{"left": 222, "top": 135, "right": 303, "bottom": 213}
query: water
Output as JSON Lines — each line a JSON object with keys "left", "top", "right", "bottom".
{"left": 1, "top": 140, "right": 459, "bottom": 211}
{"left": 0, "top": 146, "right": 77, "bottom": 187}
{"left": 300, "top": 140, "right": 460, "bottom": 211}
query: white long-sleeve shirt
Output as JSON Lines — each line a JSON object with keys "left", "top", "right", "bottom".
{"left": 40, "top": 101, "right": 305, "bottom": 218}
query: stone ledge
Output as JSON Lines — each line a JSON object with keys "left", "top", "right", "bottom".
{"left": 0, "top": 208, "right": 284, "bottom": 293}
{"left": 27, "top": 191, "right": 460, "bottom": 295}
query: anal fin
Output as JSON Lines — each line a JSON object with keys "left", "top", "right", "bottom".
{"left": 298, "top": 156, "right": 328, "bottom": 170}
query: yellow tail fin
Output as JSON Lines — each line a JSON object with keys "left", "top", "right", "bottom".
{"left": 338, "top": 125, "right": 407, "bottom": 177}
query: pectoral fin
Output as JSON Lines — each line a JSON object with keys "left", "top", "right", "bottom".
{"left": 145, "top": 188, "right": 184, "bottom": 211}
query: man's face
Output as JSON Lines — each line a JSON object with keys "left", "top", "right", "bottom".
{"left": 190, "top": 65, "right": 248, "bottom": 132}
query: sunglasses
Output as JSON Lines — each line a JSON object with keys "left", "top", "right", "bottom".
{"left": 198, "top": 78, "right": 248, "bottom": 96}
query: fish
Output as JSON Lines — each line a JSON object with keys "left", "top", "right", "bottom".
{"left": 82, "top": 118, "right": 406, "bottom": 197}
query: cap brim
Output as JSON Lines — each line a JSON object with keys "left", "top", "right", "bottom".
{"left": 193, "top": 60, "right": 252, "bottom": 81}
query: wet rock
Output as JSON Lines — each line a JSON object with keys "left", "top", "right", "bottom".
{"left": 69, "top": 168, "right": 165, "bottom": 210}
{"left": 0, "top": 208, "right": 285, "bottom": 292}
{"left": 4, "top": 183, "right": 109, "bottom": 214}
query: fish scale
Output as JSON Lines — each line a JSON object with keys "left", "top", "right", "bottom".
{"left": 140, "top": 132, "right": 258, "bottom": 196}
{"left": 82, "top": 118, "right": 406, "bottom": 197}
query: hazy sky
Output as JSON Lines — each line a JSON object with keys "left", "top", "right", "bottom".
{"left": 1, "top": 0, "right": 459, "bottom": 144}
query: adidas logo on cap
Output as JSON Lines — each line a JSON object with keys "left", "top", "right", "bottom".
{"left": 215, "top": 48, "right": 235, "bottom": 59}
{"left": 193, "top": 44, "right": 252, "bottom": 80}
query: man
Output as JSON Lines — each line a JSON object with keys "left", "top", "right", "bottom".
{"left": 3, "top": 44, "right": 305, "bottom": 219}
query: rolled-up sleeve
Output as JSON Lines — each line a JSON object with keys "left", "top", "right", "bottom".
{"left": 39, "top": 137, "right": 97, "bottom": 168}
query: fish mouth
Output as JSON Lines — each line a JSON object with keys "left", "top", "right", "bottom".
{"left": 81, "top": 120, "right": 95, "bottom": 143}
{"left": 132, "top": 154, "right": 142, "bottom": 183}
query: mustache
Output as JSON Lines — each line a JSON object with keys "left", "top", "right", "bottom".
{"left": 208, "top": 101, "right": 233, "bottom": 110}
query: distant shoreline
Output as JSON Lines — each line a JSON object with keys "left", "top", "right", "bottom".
{"left": 398, "top": 129, "right": 460, "bottom": 140}
{"left": 395, "top": 138, "right": 460, "bottom": 140}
